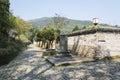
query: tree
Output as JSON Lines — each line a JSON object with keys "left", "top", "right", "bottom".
{"left": 34, "top": 27, "right": 60, "bottom": 49}
{"left": 86, "top": 25, "right": 94, "bottom": 29}
{"left": 54, "top": 29, "right": 60, "bottom": 43}
{"left": 41, "top": 28, "right": 55, "bottom": 49}
{"left": 0, "top": 0, "right": 33, "bottom": 66}
{"left": 82, "top": 25, "right": 94, "bottom": 30}
{"left": 34, "top": 29, "right": 42, "bottom": 46}
{"left": 72, "top": 25, "right": 79, "bottom": 31}
{"left": 82, "top": 26, "right": 87, "bottom": 29}
{"left": 53, "top": 14, "right": 68, "bottom": 49}
{"left": 11, "top": 17, "right": 33, "bottom": 41}
{"left": 53, "top": 14, "right": 65, "bottom": 29}
{"left": 26, "top": 27, "right": 38, "bottom": 43}
{"left": 114, "top": 25, "right": 118, "bottom": 28}
{"left": 0, "top": 0, "right": 10, "bottom": 40}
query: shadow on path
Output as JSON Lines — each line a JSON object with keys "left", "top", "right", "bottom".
{"left": 0, "top": 44, "right": 120, "bottom": 80}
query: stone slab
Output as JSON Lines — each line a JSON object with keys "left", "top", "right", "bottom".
{"left": 45, "top": 55, "right": 94, "bottom": 66}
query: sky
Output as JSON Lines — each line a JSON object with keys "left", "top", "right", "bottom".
{"left": 10, "top": 0, "right": 120, "bottom": 25}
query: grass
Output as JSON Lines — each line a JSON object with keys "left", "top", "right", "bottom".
{"left": 110, "top": 56, "right": 120, "bottom": 62}
{"left": 42, "top": 51, "right": 59, "bottom": 57}
{"left": 96, "top": 56, "right": 120, "bottom": 62}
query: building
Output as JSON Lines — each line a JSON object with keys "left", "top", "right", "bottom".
{"left": 66, "top": 28, "right": 120, "bottom": 59}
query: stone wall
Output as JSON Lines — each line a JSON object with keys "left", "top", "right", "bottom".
{"left": 68, "top": 32, "right": 120, "bottom": 59}
{"left": 103, "top": 33, "right": 120, "bottom": 57}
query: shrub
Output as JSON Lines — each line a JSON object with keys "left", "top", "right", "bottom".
{"left": 0, "top": 40, "right": 28, "bottom": 66}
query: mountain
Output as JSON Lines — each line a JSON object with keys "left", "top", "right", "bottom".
{"left": 29, "top": 17, "right": 93, "bottom": 28}
{"left": 29, "top": 17, "right": 117, "bottom": 33}
{"left": 29, "top": 17, "right": 53, "bottom": 28}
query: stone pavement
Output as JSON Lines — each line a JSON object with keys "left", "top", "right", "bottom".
{"left": 0, "top": 44, "right": 120, "bottom": 80}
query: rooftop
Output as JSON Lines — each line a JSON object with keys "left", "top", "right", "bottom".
{"left": 66, "top": 27, "right": 120, "bottom": 37}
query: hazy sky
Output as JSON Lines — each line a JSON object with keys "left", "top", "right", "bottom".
{"left": 10, "top": 0, "right": 120, "bottom": 25}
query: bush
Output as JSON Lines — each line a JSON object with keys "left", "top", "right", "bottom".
{"left": 0, "top": 50, "right": 18, "bottom": 66}
{"left": 0, "top": 40, "right": 28, "bottom": 66}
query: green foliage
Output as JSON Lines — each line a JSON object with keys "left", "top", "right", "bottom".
{"left": 82, "top": 26, "right": 87, "bottom": 29}
{"left": 43, "top": 51, "right": 59, "bottom": 57}
{"left": 0, "top": 0, "right": 32, "bottom": 66}
{"left": 72, "top": 25, "right": 94, "bottom": 31}
{"left": 0, "top": 0, "right": 10, "bottom": 39}
{"left": 34, "top": 29, "right": 42, "bottom": 42}
{"left": 53, "top": 14, "right": 68, "bottom": 29}
{"left": 8, "top": 16, "right": 33, "bottom": 43}
{"left": 29, "top": 17, "right": 114, "bottom": 33}
{"left": 29, "top": 17, "right": 93, "bottom": 33}
{"left": 34, "top": 27, "right": 60, "bottom": 49}
{"left": 54, "top": 29, "right": 60, "bottom": 43}
{"left": 86, "top": 25, "right": 94, "bottom": 29}
{"left": 72, "top": 25, "right": 79, "bottom": 31}
{"left": 43, "top": 28, "right": 55, "bottom": 42}
{"left": 82, "top": 25, "right": 94, "bottom": 29}
{"left": 0, "top": 40, "right": 27, "bottom": 66}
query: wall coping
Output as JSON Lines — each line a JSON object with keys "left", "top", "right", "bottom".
{"left": 66, "top": 28, "right": 120, "bottom": 37}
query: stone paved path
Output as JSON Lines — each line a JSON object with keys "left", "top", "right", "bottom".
{"left": 0, "top": 44, "right": 120, "bottom": 80}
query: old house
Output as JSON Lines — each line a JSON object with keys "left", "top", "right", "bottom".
{"left": 67, "top": 28, "right": 120, "bottom": 59}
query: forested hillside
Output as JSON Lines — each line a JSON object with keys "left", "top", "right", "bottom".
{"left": 29, "top": 17, "right": 112, "bottom": 33}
